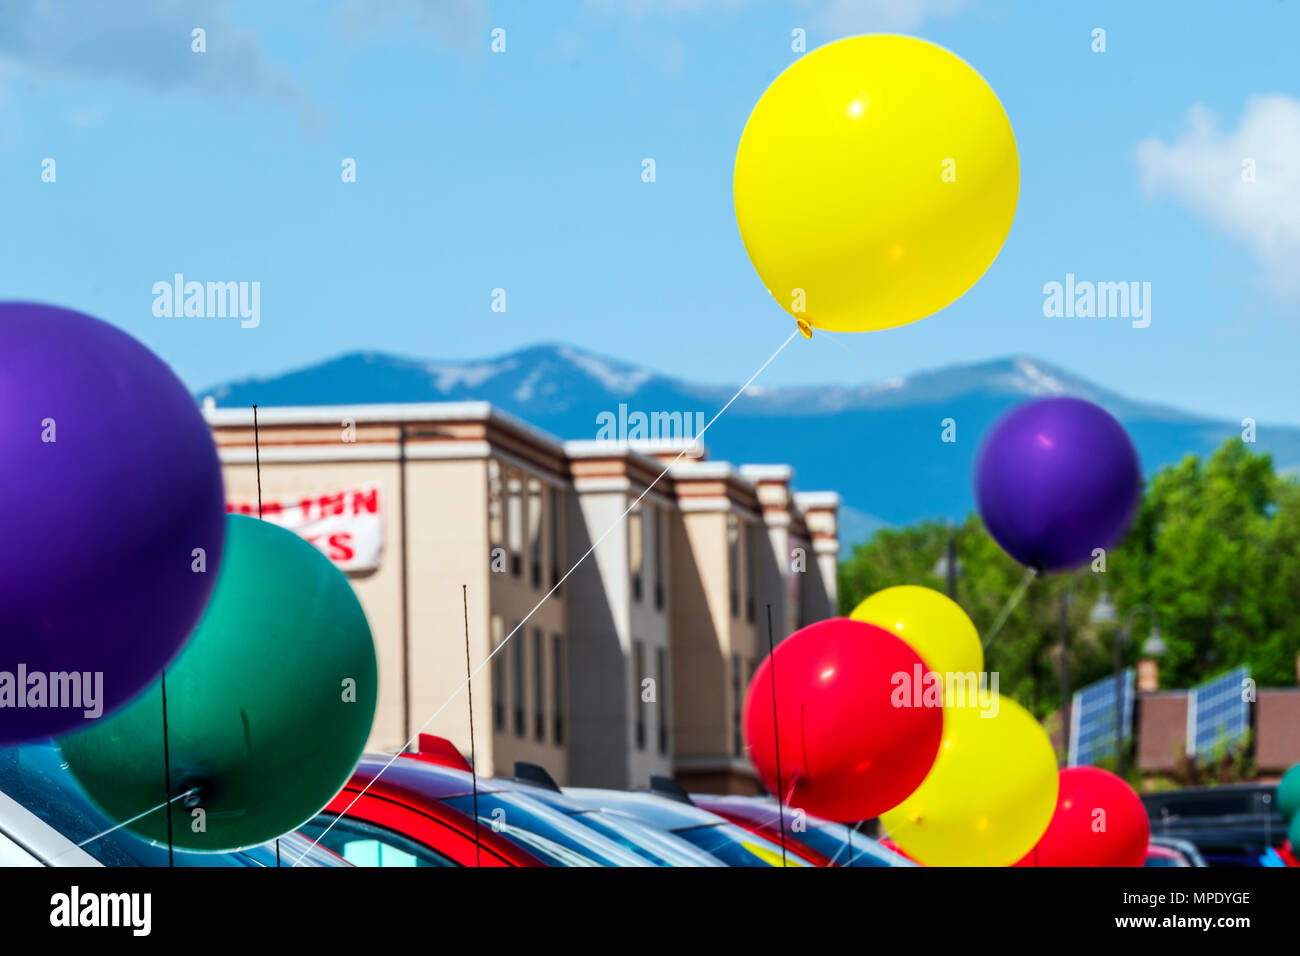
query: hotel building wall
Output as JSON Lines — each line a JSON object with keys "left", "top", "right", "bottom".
{"left": 205, "top": 402, "right": 839, "bottom": 792}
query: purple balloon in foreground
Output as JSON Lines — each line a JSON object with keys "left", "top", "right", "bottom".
{"left": 0, "top": 303, "right": 226, "bottom": 743}
{"left": 975, "top": 397, "right": 1141, "bottom": 573}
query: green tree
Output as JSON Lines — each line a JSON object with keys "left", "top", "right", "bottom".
{"left": 838, "top": 438, "right": 1300, "bottom": 718}
{"left": 1108, "top": 439, "right": 1300, "bottom": 689}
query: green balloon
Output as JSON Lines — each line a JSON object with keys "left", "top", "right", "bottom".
{"left": 1280, "top": 764, "right": 1300, "bottom": 825}
{"left": 60, "top": 515, "right": 377, "bottom": 851}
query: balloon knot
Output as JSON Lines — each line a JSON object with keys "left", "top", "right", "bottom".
{"left": 796, "top": 317, "right": 812, "bottom": 339}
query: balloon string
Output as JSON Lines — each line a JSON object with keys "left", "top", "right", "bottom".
{"left": 290, "top": 326, "right": 802, "bottom": 866}
{"left": 982, "top": 566, "right": 1038, "bottom": 648}
{"left": 463, "top": 584, "right": 481, "bottom": 868}
{"left": 161, "top": 669, "right": 174, "bottom": 868}
{"left": 37, "top": 786, "right": 201, "bottom": 865}
{"left": 764, "top": 603, "right": 787, "bottom": 868}
{"left": 253, "top": 403, "right": 263, "bottom": 520}
{"left": 254, "top": 403, "right": 280, "bottom": 866}
{"left": 816, "top": 328, "right": 873, "bottom": 377}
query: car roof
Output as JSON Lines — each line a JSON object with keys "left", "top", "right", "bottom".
{"left": 692, "top": 794, "right": 829, "bottom": 828}
{"left": 489, "top": 776, "right": 597, "bottom": 813}
{"left": 351, "top": 752, "right": 506, "bottom": 802}
{"left": 562, "top": 787, "right": 728, "bottom": 830}
{"left": 1145, "top": 844, "right": 1181, "bottom": 859}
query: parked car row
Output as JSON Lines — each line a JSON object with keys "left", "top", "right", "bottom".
{"left": 300, "top": 735, "right": 910, "bottom": 867}
{"left": 1141, "top": 784, "right": 1289, "bottom": 867}
{"left": 2, "top": 735, "right": 1290, "bottom": 867}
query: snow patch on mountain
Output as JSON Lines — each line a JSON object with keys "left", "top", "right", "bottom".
{"left": 557, "top": 346, "right": 653, "bottom": 393}
{"left": 424, "top": 358, "right": 518, "bottom": 392}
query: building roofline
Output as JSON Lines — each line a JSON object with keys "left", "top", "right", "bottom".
{"left": 793, "top": 490, "right": 841, "bottom": 510}
{"left": 204, "top": 401, "right": 567, "bottom": 456}
{"left": 739, "top": 464, "right": 793, "bottom": 483}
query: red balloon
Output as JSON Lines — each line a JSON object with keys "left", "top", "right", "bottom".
{"left": 1015, "top": 767, "right": 1149, "bottom": 867}
{"left": 743, "top": 618, "right": 943, "bottom": 822}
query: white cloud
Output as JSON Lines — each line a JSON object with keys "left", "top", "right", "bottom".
{"left": 589, "top": 0, "right": 971, "bottom": 30}
{"left": 814, "top": 0, "right": 972, "bottom": 33}
{"left": 336, "top": 0, "right": 488, "bottom": 53}
{"left": 0, "top": 0, "right": 322, "bottom": 132}
{"left": 1138, "top": 95, "right": 1300, "bottom": 297}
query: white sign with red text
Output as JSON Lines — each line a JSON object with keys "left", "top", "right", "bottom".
{"left": 227, "top": 484, "right": 384, "bottom": 571}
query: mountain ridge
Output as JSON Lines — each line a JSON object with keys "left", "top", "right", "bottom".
{"left": 199, "top": 345, "right": 1300, "bottom": 545}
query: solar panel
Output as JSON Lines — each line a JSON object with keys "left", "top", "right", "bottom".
{"left": 1068, "top": 668, "right": 1135, "bottom": 767}
{"left": 1187, "top": 666, "right": 1251, "bottom": 757}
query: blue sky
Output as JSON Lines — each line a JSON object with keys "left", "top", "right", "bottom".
{"left": 1, "top": 0, "right": 1297, "bottom": 423}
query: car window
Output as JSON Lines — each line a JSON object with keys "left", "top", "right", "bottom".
{"left": 0, "top": 740, "right": 253, "bottom": 867}
{"left": 442, "top": 792, "right": 653, "bottom": 867}
{"left": 298, "top": 816, "right": 455, "bottom": 867}
{"left": 241, "top": 830, "right": 353, "bottom": 867}
{"left": 675, "top": 822, "right": 808, "bottom": 867}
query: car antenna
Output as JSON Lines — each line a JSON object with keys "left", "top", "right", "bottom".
{"left": 514, "top": 761, "right": 562, "bottom": 792}
{"left": 648, "top": 774, "right": 695, "bottom": 805}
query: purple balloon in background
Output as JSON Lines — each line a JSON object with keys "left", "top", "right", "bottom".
{"left": 975, "top": 397, "right": 1141, "bottom": 573}
{"left": 0, "top": 303, "right": 226, "bottom": 743}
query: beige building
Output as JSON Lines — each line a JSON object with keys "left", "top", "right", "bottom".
{"left": 205, "top": 401, "right": 839, "bottom": 793}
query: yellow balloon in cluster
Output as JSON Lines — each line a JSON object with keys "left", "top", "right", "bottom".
{"left": 850, "top": 585, "right": 982, "bottom": 676}
{"left": 881, "top": 694, "right": 1058, "bottom": 867}
{"left": 733, "top": 35, "right": 1020, "bottom": 333}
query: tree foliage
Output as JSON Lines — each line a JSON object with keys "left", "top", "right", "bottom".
{"left": 838, "top": 439, "right": 1300, "bottom": 719}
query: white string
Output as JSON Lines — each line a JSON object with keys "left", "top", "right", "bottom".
{"left": 40, "top": 786, "right": 200, "bottom": 864}
{"left": 295, "top": 327, "right": 800, "bottom": 868}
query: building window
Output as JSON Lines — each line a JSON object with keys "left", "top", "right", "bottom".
{"left": 727, "top": 513, "right": 740, "bottom": 619}
{"left": 550, "top": 490, "right": 563, "bottom": 588}
{"left": 528, "top": 479, "right": 543, "bottom": 590}
{"left": 533, "top": 628, "right": 545, "bottom": 742}
{"left": 552, "top": 633, "right": 565, "bottom": 745}
{"left": 491, "top": 616, "right": 505, "bottom": 732}
{"left": 653, "top": 507, "right": 666, "bottom": 611}
{"left": 745, "top": 523, "right": 757, "bottom": 623}
{"left": 731, "top": 653, "right": 743, "bottom": 757}
{"left": 656, "top": 646, "right": 669, "bottom": 756}
{"left": 488, "top": 462, "right": 504, "bottom": 568}
{"left": 787, "top": 546, "right": 804, "bottom": 632}
{"left": 634, "top": 639, "right": 646, "bottom": 751}
{"left": 512, "top": 621, "right": 525, "bottom": 737}
{"left": 507, "top": 471, "right": 523, "bottom": 577}
{"left": 629, "top": 504, "right": 644, "bottom": 603}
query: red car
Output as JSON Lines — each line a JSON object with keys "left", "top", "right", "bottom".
{"left": 299, "top": 735, "right": 650, "bottom": 867}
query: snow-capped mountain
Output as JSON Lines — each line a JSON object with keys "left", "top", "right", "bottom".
{"left": 199, "top": 345, "right": 1300, "bottom": 545}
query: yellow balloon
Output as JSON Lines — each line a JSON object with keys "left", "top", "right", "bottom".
{"left": 733, "top": 35, "right": 1019, "bottom": 333}
{"left": 880, "top": 694, "right": 1058, "bottom": 866}
{"left": 850, "top": 585, "right": 982, "bottom": 676}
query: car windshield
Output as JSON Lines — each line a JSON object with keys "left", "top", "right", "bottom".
{"left": 0, "top": 740, "right": 251, "bottom": 866}
{"left": 242, "top": 828, "right": 353, "bottom": 867}
{"left": 299, "top": 815, "right": 455, "bottom": 867}
{"left": 674, "top": 822, "right": 809, "bottom": 867}
{"left": 441, "top": 792, "right": 653, "bottom": 867}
